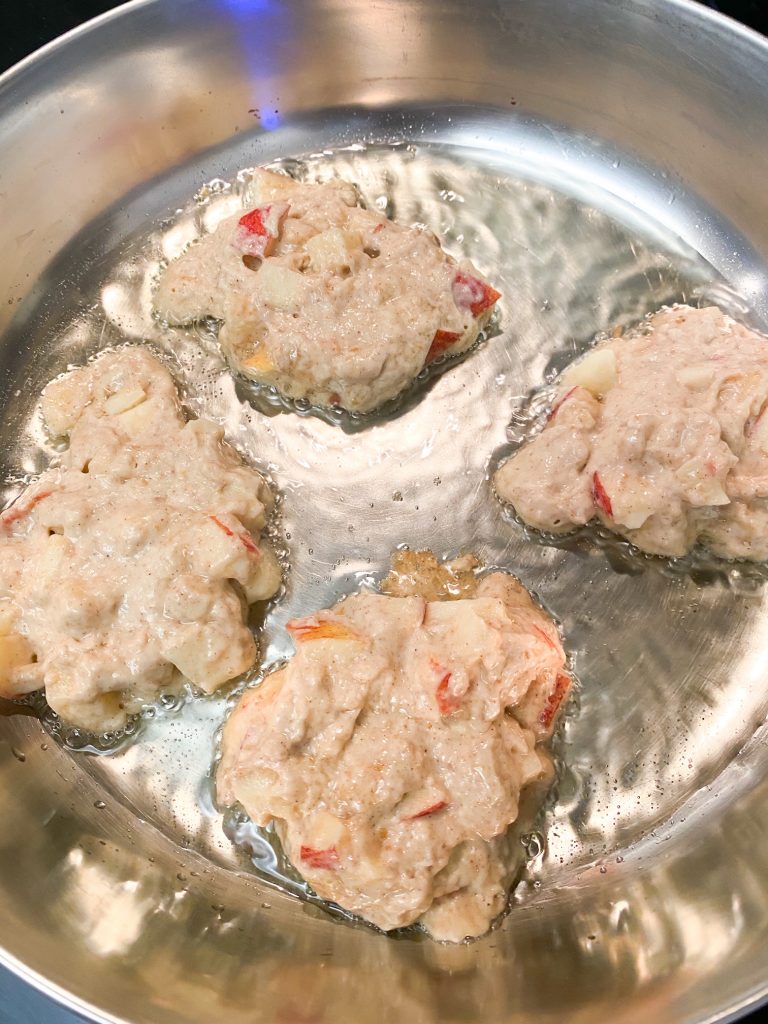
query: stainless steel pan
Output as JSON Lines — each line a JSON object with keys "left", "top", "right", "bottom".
{"left": 2, "top": 1, "right": 768, "bottom": 1021}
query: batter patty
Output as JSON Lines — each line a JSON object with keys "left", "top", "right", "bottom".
{"left": 155, "top": 169, "right": 501, "bottom": 414}
{"left": 217, "top": 552, "right": 569, "bottom": 941}
{"left": 495, "top": 305, "right": 768, "bottom": 559}
{"left": 0, "top": 348, "right": 281, "bottom": 731}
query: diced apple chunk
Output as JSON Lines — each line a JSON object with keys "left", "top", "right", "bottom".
{"left": 308, "top": 809, "right": 346, "bottom": 850}
{"left": 113, "top": 399, "right": 155, "bottom": 434}
{"left": 0, "top": 633, "right": 36, "bottom": 690}
{"left": 451, "top": 271, "right": 501, "bottom": 317}
{"left": 194, "top": 519, "right": 252, "bottom": 579}
{"left": 254, "top": 262, "right": 310, "bottom": 311}
{"left": 242, "top": 346, "right": 276, "bottom": 374}
{"left": 35, "top": 534, "right": 72, "bottom": 580}
{"left": 0, "top": 601, "right": 18, "bottom": 636}
{"left": 299, "top": 809, "right": 347, "bottom": 871}
{"left": 244, "top": 547, "right": 282, "bottom": 603}
{"left": 305, "top": 228, "right": 357, "bottom": 274}
{"left": 235, "top": 202, "right": 290, "bottom": 258}
{"left": 209, "top": 515, "right": 259, "bottom": 554}
{"left": 426, "top": 329, "right": 462, "bottom": 364}
{"left": 593, "top": 470, "right": 665, "bottom": 529}
{"left": 695, "top": 481, "right": 730, "bottom": 507}
{"left": 617, "top": 501, "right": 658, "bottom": 530}
{"left": 562, "top": 347, "right": 617, "bottom": 398}
{"left": 41, "top": 376, "right": 89, "bottom": 436}
{"left": 104, "top": 386, "right": 147, "bottom": 416}
{"left": 165, "top": 627, "right": 255, "bottom": 692}
{"left": 247, "top": 169, "right": 299, "bottom": 204}
{"left": 676, "top": 365, "right": 715, "bottom": 390}
{"left": 676, "top": 459, "right": 730, "bottom": 507}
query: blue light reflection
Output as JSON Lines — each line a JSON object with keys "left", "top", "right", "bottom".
{"left": 214, "top": 0, "right": 289, "bottom": 132}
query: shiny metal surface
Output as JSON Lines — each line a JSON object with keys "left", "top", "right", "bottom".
{"left": 2, "top": 1, "right": 768, "bottom": 1022}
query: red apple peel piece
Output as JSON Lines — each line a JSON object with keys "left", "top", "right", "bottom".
{"left": 300, "top": 845, "right": 339, "bottom": 870}
{"left": 452, "top": 271, "right": 501, "bottom": 317}
{"left": 1, "top": 490, "right": 53, "bottom": 529}
{"left": 547, "top": 387, "right": 579, "bottom": 422}
{"left": 210, "top": 515, "right": 260, "bottom": 556}
{"left": 426, "top": 329, "right": 462, "bottom": 363}
{"left": 404, "top": 800, "right": 448, "bottom": 821}
{"left": 432, "top": 659, "right": 462, "bottom": 716}
{"left": 532, "top": 624, "right": 557, "bottom": 651}
{"left": 538, "top": 672, "right": 571, "bottom": 729}
{"left": 235, "top": 202, "right": 290, "bottom": 258}
{"left": 591, "top": 472, "right": 613, "bottom": 518}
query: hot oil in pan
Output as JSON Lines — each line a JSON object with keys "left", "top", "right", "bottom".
{"left": 4, "top": 139, "right": 767, "bottom": 925}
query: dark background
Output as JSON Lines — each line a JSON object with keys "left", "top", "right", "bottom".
{"left": 2, "top": 0, "right": 768, "bottom": 73}
{"left": 1, "top": 0, "right": 768, "bottom": 1021}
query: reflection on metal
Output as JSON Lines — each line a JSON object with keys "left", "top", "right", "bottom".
{"left": 60, "top": 846, "right": 156, "bottom": 958}
{"left": 1, "top": 0, "right": 768, "bottom": 1022}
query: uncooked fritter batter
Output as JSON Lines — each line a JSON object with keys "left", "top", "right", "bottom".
{"left": 0, "top": 348, "right": 281, "bottom": 731}
{"left": 155, "top": 169, "right": 501, "bottom": 413}
{"left": 495, "top": 305, "right": 768, "bottom": 559}
{"left": 218, "top": 553, "right": 569, "bottom": 941}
